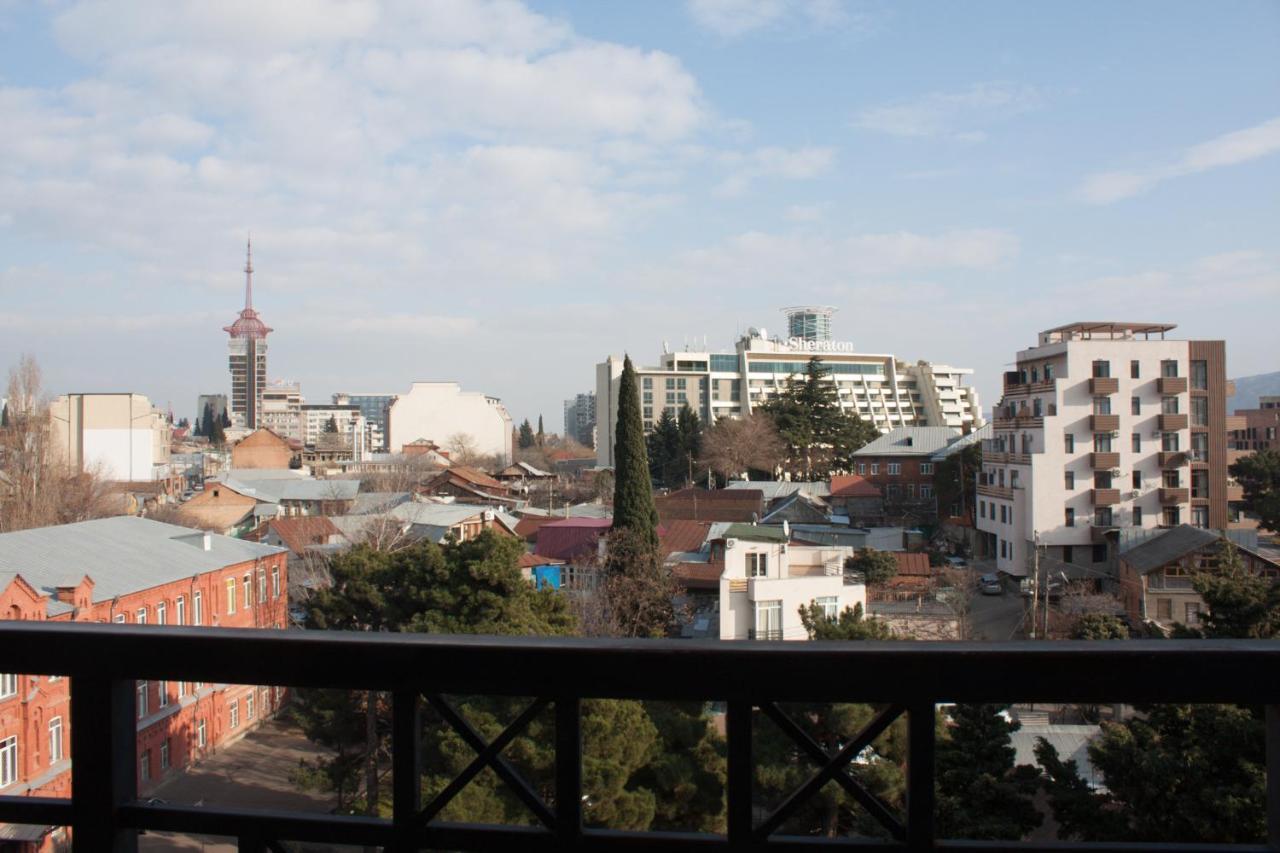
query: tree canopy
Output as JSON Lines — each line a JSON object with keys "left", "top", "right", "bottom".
{"left": 799, "top": 602, "right": 894, "bottom": 640}
{"left": 845, "top": 548, "right": 898, "bottom": 586}
{"left": 759, "top": 358, "right": 878, "bottom": 480}
{"left": 935, "top": 704, "right": 1041, "bottom": 840}
{"left": 1070, "top": 613, "right": 1128, "bottom": 639}
{"left": 611, "top": 355, "right": 659, "bottom": 550}
{"left": 1228, "top": 449, "right": 1280, "bottom": 532}
{"left": 518, "top": 419, "right": 536, "bottom": 449}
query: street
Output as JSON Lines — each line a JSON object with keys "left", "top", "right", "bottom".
{"left": 967, "top": 580, "right": 1027, "bottom": 640}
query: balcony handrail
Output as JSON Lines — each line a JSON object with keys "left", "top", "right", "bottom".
{"left": 0, "top": 622, "right": 1278, "bottom": 851}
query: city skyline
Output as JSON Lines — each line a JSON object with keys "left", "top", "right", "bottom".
{"left": 1, "top": 1, "right": 1277, "bottom": 424}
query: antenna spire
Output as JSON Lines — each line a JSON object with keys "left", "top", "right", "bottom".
{"left": 244, "top": 234, "right": 254, "bottom": 310}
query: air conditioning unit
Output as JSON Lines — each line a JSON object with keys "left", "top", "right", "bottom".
{"left": 1127, "top": 490, "right": 1141, "bottom": 500}
{"left": 1110, "top": 468, "right": 1122, "bottom": 477}
{"left": 725, "top": 538, "right": 738, "bottom": 548}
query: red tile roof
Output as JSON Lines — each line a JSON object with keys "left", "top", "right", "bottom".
{"left": 892, "top": 552, "right": 932, "bottom": 576}
{"left": 437, "top": 466, "right": 506, "bottom": 491}
{"left": 829, "top": 475, "right": 881, "bottom": 498}
{"left": 257, "top": 516, "right": 340, "bottom": 554}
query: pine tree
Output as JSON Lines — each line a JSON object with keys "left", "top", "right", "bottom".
{"left": 611, "top": 355, "right": 659, "bottom": 550}
{"left": 760, "top": 358, "right": 878, "bottom": 479}
{"left": 200, "top": 402, "right": 214, "bottom": 438}
{"left": 1, "top": 403, "right": 9, "bottom": 429}
{"left": 1190, "top": 539, "right": 1279, "bottom": 638}
{"left": 798, "top": 602, "right": 894, "bottom": 640}
{"left": 1228, "top": 449, "right": 1280, "bottom": 532}
{"left": 646, "top": 408, "right": 681, "bottom": 488}
{"left": 324, "top": 415, "right": 339, "bottom": 434}
{"left": 208, "top": 410, "right": 226, "bottom": 446}
{"left": 935, "top": 704, "right": 1041, "bottom": 840}
{"left": 518, "top": 419, "right": 536, "bottom": 449}
{"left": 677, "top": 404, "right": 702, "bottom": 486}
{"left": 221, "top": 408, "right": 231, "bottom": 428}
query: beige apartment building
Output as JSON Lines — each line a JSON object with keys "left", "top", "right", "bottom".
{"left": 976, "top": 322, "right": 1246, "bottom": 579}
{"left": 48, "top": 392, "right": 172, "bottom": 481}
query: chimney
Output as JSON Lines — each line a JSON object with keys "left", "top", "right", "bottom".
{"left": 202, "top": 532, "right": 212, "bottom": 551}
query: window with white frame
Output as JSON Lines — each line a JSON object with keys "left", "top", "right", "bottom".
{"left": 156, "top": 601, "right": 166, "bottom": 626}
{"left": 136, "top": 607, "right": 147, "bottom": 624}
{"left": 230, "top": 700, "right": 240, "bottom": 729}
{"left": 856, "top": 463, "right": 866, "bottom": 475}
{"left": 920, "top": 462, "right": 934, "bottom": 475}
{"left": 137, "top": 681, "right": 149, "bottom": 718}
{"left": 175, "top": 596, "right": 185, "bottom": 626}
{"left": 140, "top": 750, "right": 151, "bottom": 783}
{"left": 870, "top": 463, "right": 879, "bottom": 475}
{"left": 0, "top": 673, "right": 16, "bottom": 699}
{"left": 271, "top": 566, "right": 280, "bottom": 598}
{"left": 747, "top": 552, "right": 768, "bottom": 578}
{"left": 257, "top": 569, "right": 267, "bottom": 604}
{"left": 194, "top": 591, "right": 203, "bottom": 625}
{"left": 158, "top": 681, "right": 169, "bottom": 708}
{"left": 160, "top": 740, "right": 170, "bottom": 771}
{"left": 816, "top": 596, "right": 839, "bottom": 620}
{"left": 0, "top": 736, "right": 16, "bottom": 788}
{"left": 246, "top": 692, "right": 255, "bottom": 720}
{"left": 242, "top": 574, "right": 252, "bottom": 608}
{"left": 225, "top": 578, "right": 236, "bottom": 614}
{"left": 197, "top": 719, "right": 207, "bottom": 748}
{"left": 920, "top": 484, "right": 933, "bottom": 498}
{"left": 113, "top": 613, "right": 126, "bottom": 623}
{"left": 178, "top": 681, "right": 187, "bottom": 699}
{"left": 887, "top": 463, "right": 901, "bottom": 475}
{"left": 48, "top": 717, "right": 63, "bottom": 764}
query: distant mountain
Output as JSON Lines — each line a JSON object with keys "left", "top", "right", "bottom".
{"left": 1229, "top": 371, "right": 1280, "bottom": 412}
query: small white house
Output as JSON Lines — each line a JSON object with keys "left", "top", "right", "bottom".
{"left": 717, "top": 523, "right": 866, "bottom": 641}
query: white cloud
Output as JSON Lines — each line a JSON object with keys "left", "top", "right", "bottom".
{"left": 853, "top": 83, "right": 1042, "bottom": 141}
{"left": 1076, "top": 116, "right": 1280, "bottom": 204}
{"left": 714, "top": 145, "right": 835, "bottom": 195}
{"left": 687, "top": 0, "right": 856, "bottom": 38}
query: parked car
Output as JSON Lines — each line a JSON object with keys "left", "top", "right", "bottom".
{"left": 979, "top": 573, "right": 1003, "bottom": 595}
{"left": 945, "top": 556, "right": 969, "bottom": 568}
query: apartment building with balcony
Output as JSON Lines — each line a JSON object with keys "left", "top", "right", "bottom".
{"left": 0, "top": 516, "right": 288, "bottom": 846}
{"left": 975, "top": 322, "right": 1239, "bottom": 578}
{"left": 716, "top": 523, "right": 865, "bottom": 641}
{"left": 1230, "top": 395, "right": 1280, "bottom": 452}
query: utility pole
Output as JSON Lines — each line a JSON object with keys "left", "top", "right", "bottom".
{"left": 1029, "top": 531, "right": 1039, "bottom": 639}
{"left": 1042, "top": 540, "right": 1051, "bottom": 638}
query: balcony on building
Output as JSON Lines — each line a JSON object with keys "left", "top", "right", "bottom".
{"left": 1160, "top": 487, "right": 1190, "bottom": 504}
{"left": 1090, "top": 452, "right": 1120, "bottom": 470}
{"left": 1091, "top": 488, "right": 1120, "bottom": 506}
{"left": 1227, "top": 482, "right": 1245, "bottom": 502}
{"left": 1158, "top": 376, "right": 1189, "bottom": 394}
{"left": 1159, "top": 451, "right": 1188, "bottom": 467}
{"left": 1159, "top": 413, "right": 1189, "bottom": 431}
{"left": 1089, "top": 413, "right": 1120, "bottom": 431}
{"left": 1089, "top": 376, "right": 1119, "bottom": 395}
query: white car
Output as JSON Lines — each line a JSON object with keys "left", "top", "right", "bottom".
{"left": 979, "top": 573, "right": 1003, "bottom": 595}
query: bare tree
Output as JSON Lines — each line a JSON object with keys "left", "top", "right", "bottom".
{"left": 701, "top": 413, "right": 785, "bottom": 481}
{"left": 445, "top": 432, "right": 486, "bottom": 467}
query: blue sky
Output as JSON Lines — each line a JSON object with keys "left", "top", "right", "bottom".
{"left": 1, "top": 0, "right": 1277, "bottom": 427}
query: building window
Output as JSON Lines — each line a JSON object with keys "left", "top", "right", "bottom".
{"left": 1064, "top": 433, "right": 1074, "bottom": 453}
{"left": 247, "top": 692, "right": 256, "bottom": 720}
{"left": 194, "top": 591, "right": 203, "bottom": 626}
{"left": 870, "top": 463, "right": 879, "bottom": 475}
{"left": 1191, "top": 397, "right": 1208, "bottom": 427}
{"left": 175, "top": 596, "right": 185, "bottom": 626}
{"left": 816, "top": 596, "right": 839, "bottom": 620}
{"left": 225, "top": 578, "right": 236, "bottom": 614}
{"left": 156, "top": 601, "right": 166, "bottom": 626}
{"left": 113, "top": 614, "right": 126, "bottom": 623}
{"left": 1132, "top": 470, "right": 1142, "bottom": 489}
{"left": 137, "top": 681, "right": 149, "bottom": 718}
{"left": 1091, "top": 360, "right": 1110, "bottom": 378}
{"left": 1092, "top": 544, "right": 1107, "bottom": 563}
{"left": 1130, "top": 360, "right": 1140, "bottom": 379}
{"left": 747, "top": 553, "right": 768, "bottom": 578}
{"left": 1133, "top": 506, "right": 1143, "bottom": 526}
{"left": 1044, "top": 363, "right": 1055, "bottom": 381}
{"left": 1095, "top": 508, "right": 1113, "bottom": 527}
{"left": 1162, "top": 396, "right": 1180, "bottom": 415}
{"left": 1093, "top": 433, "right": 1112, "bottom": 453}
{"left": 1, "top": 736, "right": 18, "bottom": 788}
{"left": 1131, "top": 396, "right": 1141, "bottom": 416}
{"left": 0, "top": 673, "right": 16, "bottom": 699}
{"left": 887, "top": 484, "right": 901, "bottom": 499}
{"left": 1156, "top": 598, "right": 1172, "bottom": 620}
{"left": 1064, "top": 471, "right": 1074, "bottom": 490}
{"left": 754, "top": 600, "right": 782, "bottom": 640}
{"left": 887, "top": 463, "right": 901, "bottom": 475}
{"left": 178, "top": 680, "right": 187, "bottom": 699}
{"left": 1132, "top": 433, "right": 1141, "bottom": 453}
{"left": 1191, "top": 360, "right": 1208, "bottom": 391}
{"left": 1161, "top": 360, "right": 1179, "bottom": 378}
{"left": 920, "top": 484, "right": 933, "bottom": 498}
{"left": 1192, "top": 506, "right": 1209, "bottom": 528}
{"left": 160, "top": 740, "right": 170, "bottom": 771}
{"left": 1093, "top": 396, "right": 1111, "bottom": 415}
{"left": 271, "top": 566, "right": 281, "bottom": 598}
{"left": 1162, "top": 432, "right": 1180, "bottom": 452}
{"left": 48, "top": 717, "right": 63, "bottom": 764}
{"left": 856, "top": 463, "right": 866, "bottom": 475}
{"left": 1185, "top": 603, "right": 1201, "bottom": 625}
{"left": 230, "top": 700, "right": 240, "bottom": 729}
{"left": 197, "top": 719, "right": 207, "bottom": 749}
{"left": 242, "top": 574, "right": 252, "bottom": 608}
{"left": 906, "top": 484, "right": 915, "bottom": 498}
{"left": 1065, "top": 508, "right": 1075, "bottom": 527}
{"left": 258, "top": 569, "right": 267, "bottom": 604}
{"left": 158, "top": 681, "right": 169, "bottom": 708}
{"left": 1063, "top": 545, "right": 1073, "bottom": 564}
{"left": 140, "top": 751, "right": 151, "bottom": 783}
{"left": 1163, "top": 506, "right": 1181, "bottom": 526}
{"left": 136, "top": 607, "right": 147, "bottom": 624}
{"left": 920, "top": 462, "right": 934, "bottom": 475}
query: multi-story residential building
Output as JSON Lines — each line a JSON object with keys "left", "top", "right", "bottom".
{"left": 851, "top": 425, "right": 990, "bottom": 522}
{"left": 388, "top": 382, "right": 514, "bottom": 465}
{"left": 332, "top": 393, "right": 397, "bottom": 453}
{"left": 0, "top": 516, "right": 288, "bottom": 848}
{"left": 260, "top": 382, "right": 304, "bottom": 443}
{"left": 975, "top": 322, "right": 1240, "bottom": 580}
{"left": 595, "top": 309, "right": 983, "bottom": 468}
{"left": 1230, "top": 395, "right": 1280, "bottom": 452}
{"left": 47, "top": 392, "right": 172, "bottom": 482}
{"left": 224, "top": 240, "right": 271, "bottom": 430}
{"left": 715, "top": 523, "right": 866, "bottom": 641}
{"left": 562, "top": 392, "right": 596, "bottom": 448}
{"left": 301, "top": 404, "right": 366, "bottom": 459}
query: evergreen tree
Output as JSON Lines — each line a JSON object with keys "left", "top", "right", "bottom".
{"left": 221, "top": 408, "right": 232, "bottom": 428}
{"left": 537, "top": 414, "right": 544, "bottom": 445}
{"left": 677, "top": 404, "right": 702, "bottom": 486}
{"left": 845, "top": 548, "right": 898, "bottom": 586}
{"left": 935, "top": 704, "right": 1041, "bottom": 840}
{"left": 646, "top": 408, "right": 681, "bottom": 488}
{"left": 1228, "top": 449, "right": 1280, "bottom": 532}
{"left": 2, "top": 403, "right": 10, "bottom": 428}
{"left": 611, "top": 355, "right": 659, "bottom": 550}
{"left": 1070, "top": 613, "right": 1128, "bottom": 639}
{"left": 200, "top": 402, "right": 214, "bottom": 438}
{"left": 934, "top": 443, "right": 981, "bottom": 519}
{"left": 208, "top": 412, "right": 226, "bottom": 447}
{"left": 324, "top": 414, "right": 339, "bottom": 434}
{"left": 518, "top": 419, "right": 536, "bottom": 449}
{"left": 759, "top": 358, "right": 878, "bottom": 480}
{"left": 798, "top": 602, "right": 894, "bottom": 640}
{"left": 1188, "top": 539, "right": 1279, "bottom": 638}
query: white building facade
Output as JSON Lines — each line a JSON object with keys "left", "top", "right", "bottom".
{"left": 301, "top": 404, "right": 367, "bottom": 459}
{"left": 976, "top": 322, "right": 1233, "bottom": 579}
{"left": 48, "top": 393, "right": 172, "bottom": 481}
{"left": 597, "top": 328, "right": 983, "bottom": 468}
{"left": 260, "top": 382, "right": 304, "bottom": 443}
{"left": 388, "top": 382, "right": 514, "bottom": 465}
{"left": 717, "top": 527, "right": 866, "bottom": 641}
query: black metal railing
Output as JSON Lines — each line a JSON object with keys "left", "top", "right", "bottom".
{"left": 748, "top": 628, "right": 783, "bottom": 641}
{"left": 0, "top": 622, "right": 1278, "bottom": 852}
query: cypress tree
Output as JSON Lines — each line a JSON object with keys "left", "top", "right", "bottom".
{"left": 611, "top": 355, "right": 659, "bottom": 551}
{"left": 518, "top": 419, "right": 536, "bottom": 449}
{"left": 536, "top": 415, "right": 544, "bottom": 445}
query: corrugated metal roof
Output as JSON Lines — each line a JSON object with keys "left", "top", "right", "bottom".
{"left": 1120, "top": 524, "right": 1223, "bottom": 574}
{"left": 0, "top": 517, "right": 284, "bottom": 604}
{"left": 852, "top": 427, "right": 961, "bottom": 457}
{"left": 389, "top": 502, "right": 494, "bottom": 527}
{"left": 718, "top": 523, "right": 788, "bottom": 543}
{"left": 223, "top": 477, "right": 361, "bottom": 503}
{"left": 350, "top": 492, "right": 414, "bottom": 515}
{"left": 724, "top": 481, "right": 831, "bottom": 500}
{"left": 930, "top": 423, "right": 992, "bottom": 461}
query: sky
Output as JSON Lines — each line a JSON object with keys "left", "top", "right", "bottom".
{"left": 1, "top": 0, "right": 1278, "bottom": 428}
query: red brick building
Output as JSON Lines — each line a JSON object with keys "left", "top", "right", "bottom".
{"left": 0, "top": 517, "right": 288, "bottom": 849}
{"left": 850, "top": 426, "right": 988, "bottom": 522}
{"left": 1230, "top": 396, "right": 1280, "bottom": 452}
